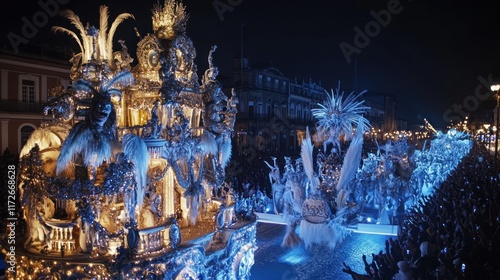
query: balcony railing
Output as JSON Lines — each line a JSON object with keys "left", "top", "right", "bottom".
{"left": 0, "top": 100, "right": 45, "bottom": 113}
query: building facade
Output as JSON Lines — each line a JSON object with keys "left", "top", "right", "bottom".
{"left": 225, "top": 57, "right": 326, "bottom": 155}
{"left": 0, "top": 49, "right": 71, "bottom": 154}
{"left": 364, "top": 92, "right": 399, "bottom": 132}
{"left": 223, "top": 58, "right": 402, "bottom": 155}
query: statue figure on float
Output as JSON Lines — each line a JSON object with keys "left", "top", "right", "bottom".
{"left": 54, "top": 72, "right": 149, "bottom": 253}
{"left": 264, "top": 157, "right": 285, "bottom": 214}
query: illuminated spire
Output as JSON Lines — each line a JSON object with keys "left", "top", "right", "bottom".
{"left": 152, "top": 0, "right": 189, "bottom": 39}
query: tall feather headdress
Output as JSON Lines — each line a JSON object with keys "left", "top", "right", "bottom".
{"left": 52, "top": 5, "right": 134, "bottom": 65}
{"left": 312, "top": 81, "right": 370, "bottom": 152}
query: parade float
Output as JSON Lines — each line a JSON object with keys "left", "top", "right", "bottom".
{"left": 259, "top": 83, "right": 472, "bottom": 249}
{"left": 10, "top": 1, "right": 256, "bottom": 279}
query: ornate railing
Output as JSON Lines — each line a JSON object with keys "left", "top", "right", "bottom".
{"left": 43, "top": 219, "right": 179, "bottom": 255}
{"left": 137, "top": 224, "right": 169, "bottom": 254}
{"left": 0, "top": 100, "right": 45, "bottom": 113}
{"left": 45, "top": 220, "right": 77, "bottom": 253}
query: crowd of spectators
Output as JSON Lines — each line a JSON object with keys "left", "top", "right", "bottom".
{"left": 343, "top": 142, "right": 500, "bottom": 280}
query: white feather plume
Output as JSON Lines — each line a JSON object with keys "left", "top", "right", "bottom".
{"left": 198, "top": 130, "right": 218, "bottom": 155}
{"left": 53, "top": 7, "right": 133, "bottom": 63}
{"left": 301, "top": 127, "right": 319, "bottom": 196}
{"left": 56, "top": 123, "right": 113, "bottom": 175}
{"left": 336, "top": 116, "right": 366, "bottom": 208}
{"left": 219, "top": 138, "right": 232, "bottom": 169}
{"left": 188, "top": 196, "right": 200, "bottom": 226}
{"left": 102, "top": 71, "right": 134, "bottom": 92}
{"left": 98, "top": 5, "right": 109, "bottom": 60}
{"left": 51, "top": 26, "right": 84, "bottom": 55}
{"left": 311, "top": 82, "right": 370, "bottom": 151}
{"left": 299, "top": 220, "right": 338, "bottom": 250}
{"left": 56, "top": 9, "right": 91, "bottom": 62}
{"left": 301, "top": 127, "right": 314, "bottom": 181}
{"left": 122, "top": 133, "right": 150, "bottom": 208}
{"left": 106, "top": 12, "right": 135, "bottom": 61}
{"left": 20, "top": 125, "right": 70, "bottom": 158}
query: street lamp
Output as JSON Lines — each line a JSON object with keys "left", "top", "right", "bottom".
{"left": 490, "top": 84, "right": 500, "bottom": 168}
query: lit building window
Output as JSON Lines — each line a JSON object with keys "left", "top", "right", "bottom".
{"left": 22, "top": 79, "right": 35, "bottom": 103}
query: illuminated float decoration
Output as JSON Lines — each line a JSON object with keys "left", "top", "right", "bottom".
{"left": 13, "top": 1, "right": 256, "bottom": 279}
{"left": 263, "top": 83, "right": 472, "bottom": 251}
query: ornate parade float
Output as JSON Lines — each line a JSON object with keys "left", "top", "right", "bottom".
{"left": 11, "top": 1, "right": 256, "bottom": 279}
{"left": 259, "top": 83, "right": 472, "bottom": 250}
{"left": 262, "top": 84, "right": 372, "bottom": 250}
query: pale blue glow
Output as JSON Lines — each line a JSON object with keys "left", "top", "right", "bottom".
{"left": 279, "top": 247, "right": 308, "bottom": 265}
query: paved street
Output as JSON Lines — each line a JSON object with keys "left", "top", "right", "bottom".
{"left": 251, "top": 222, "right": 392, "bottom": 280}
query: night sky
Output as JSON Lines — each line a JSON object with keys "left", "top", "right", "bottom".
{"left": 2, "top": 0, "right": 500, "bottom": 129}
